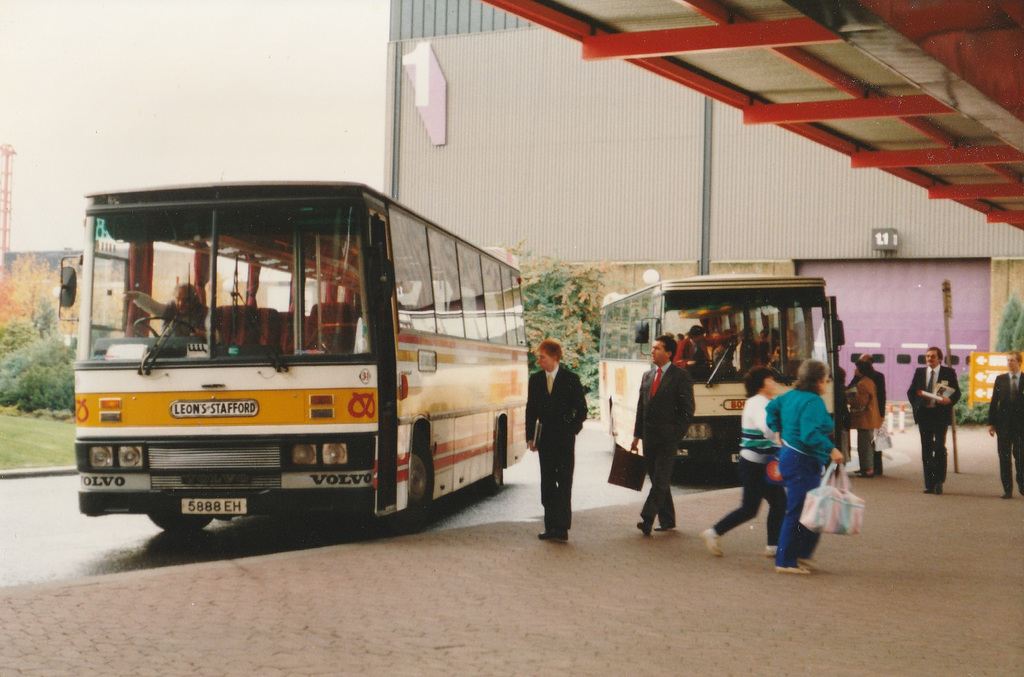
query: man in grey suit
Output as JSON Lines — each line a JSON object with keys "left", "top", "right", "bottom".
{"left": 631, "top": 334, "right": 696, "bottom": 535}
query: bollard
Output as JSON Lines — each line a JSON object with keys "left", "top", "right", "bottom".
{"left": 898, "top": 403, "right": 906, "bottom": 433}
{"left": 886, "top": 405, "right": 894, "bottom": 434}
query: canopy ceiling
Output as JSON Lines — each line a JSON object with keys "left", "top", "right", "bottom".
{"left": 481, "top": 0, "right": 1024, "bottom": 229}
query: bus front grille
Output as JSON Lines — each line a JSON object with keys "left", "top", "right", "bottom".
{"left": 148, "top": 445, "right": 280, "bottom": 470}
{"left": 151, "top": 474, "right": 280, "bottom": 490}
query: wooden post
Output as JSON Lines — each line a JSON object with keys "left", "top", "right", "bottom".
{"left": 943, "top": 280, "right": 959, "bottom": 473}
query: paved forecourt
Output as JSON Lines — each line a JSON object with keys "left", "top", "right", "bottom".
{"left": 1, "top": 426, "right": 1020, "bottom": 676}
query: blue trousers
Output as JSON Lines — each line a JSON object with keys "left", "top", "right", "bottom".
{"left": 775, "top": 446, "right": 824, "bottom": 568}
{"left": 712, "top": 457, "right": 786, "bottom": 546}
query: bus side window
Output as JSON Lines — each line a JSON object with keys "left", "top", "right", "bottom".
{"left": 391, "top": 211, "right": 436, "bottom": 333}
{"left": 457, "top": 245, "right": 486, "bottom": 341}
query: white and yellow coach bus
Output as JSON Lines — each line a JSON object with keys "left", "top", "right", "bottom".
{"left": 62, "top": 183, "right": 527, "bottom": 532}
{"left": 599, "top": 275, "right": 844, "bottom": 473}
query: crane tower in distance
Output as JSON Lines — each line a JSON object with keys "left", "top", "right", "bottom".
{"left": 0, "top": 145, "right": 14, "bottom": 280}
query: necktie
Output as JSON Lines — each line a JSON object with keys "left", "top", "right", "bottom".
{"left": 546, "top": 372, "right": 553, "bottom": 394}
{"left": 1012, "top": 375, "right": 1018, "bottom": 401}
{"left": 926, "top": 369, "right": 936, "bottom": 407}
{"left": 651, "top": 367, "right": 662, "bottom": 397}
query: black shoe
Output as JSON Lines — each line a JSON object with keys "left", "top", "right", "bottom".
{"left": 1002, "top": 492, "right": 1013, "bottom": 499}
{"left": 637, "top": 521, "right": 652, "bottom": 536}
{"left": 654, "top": 525, "right": 675, "bottom": 532}
{"left": 555, "top": 531, "right": 569, "bottom": 541}
{"left": 934, "top": 483, "right": 943, "bottom": 495}
{"left": 923, "top": 488, "right": 935, "bottom": 494}
{"left": 538, "top": 531, "right": 557, "bottom": 540}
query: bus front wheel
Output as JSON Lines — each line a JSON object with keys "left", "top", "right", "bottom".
{"left": 389, "top": 431, "right": 434, "bottom": 534}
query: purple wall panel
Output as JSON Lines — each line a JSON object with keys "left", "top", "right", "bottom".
{"left": 797, "top": 260, "right": 989, "bottom": 402}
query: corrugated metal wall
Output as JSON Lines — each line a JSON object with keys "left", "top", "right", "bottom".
{"left": 387, "top": 26, "right": 1024, "bottom": 262}
{"left": 710, "top": 104, "right": 1023, "bottom": 260}
{"left": 387, "top": 28, "right": 706, "bottom": 261}
{"left": 390, "top": 0, "right": 529, "bottom": 41}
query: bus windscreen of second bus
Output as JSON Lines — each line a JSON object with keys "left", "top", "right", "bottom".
{"left": 660, "top": 288, "right": 829, "bottom": 382}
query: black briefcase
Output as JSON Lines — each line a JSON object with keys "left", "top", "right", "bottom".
{"left": 608, "top": 445, "right": 646, "bottom": 491}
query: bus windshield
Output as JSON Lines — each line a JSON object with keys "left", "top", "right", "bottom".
{"left": 86, "top": 202, "right": 371, "bottom": 364}
{"left": 661, "top": 287, "right": 828, "bottom": 382}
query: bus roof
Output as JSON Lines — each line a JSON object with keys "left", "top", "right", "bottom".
{"left": 83, "top": 182, "right": 519, "bottom": 270}
{"left": 85, "top": 181, "right": 376, "bottom": 209}
{"left": 603, "top": 274, "right": 827, "bottom": 306}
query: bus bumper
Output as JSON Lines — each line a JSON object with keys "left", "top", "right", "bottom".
{"left": 79, "top": 488, "right": 376, "bottom": 518}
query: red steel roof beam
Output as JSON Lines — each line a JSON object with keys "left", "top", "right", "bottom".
{"left": 929, "top": 182, "right": 1024, "bottom": 200}
{"left": 987, "top": 210, "right": 1024, "bottom": 225}
{"left": 851, "top": 145, "right": 1024, "bottom": 168}
{"left": 744, "top": 95, "right": 952, "bottom": 124}
{"left": 582, "top": 18, "right": 839, "bottom": 60}
{"left": 479, "top": 0, "right": 593, "bottom": 40}
{"left": 630, "top": 57, "right": 753, "bottom": 109}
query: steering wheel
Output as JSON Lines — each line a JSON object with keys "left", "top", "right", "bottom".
{"left": 132, "top": 316, "right": 162, "bottom": 338}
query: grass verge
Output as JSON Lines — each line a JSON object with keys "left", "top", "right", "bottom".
{"left": 0, "top": 414, "right": 76, "bottom": 470}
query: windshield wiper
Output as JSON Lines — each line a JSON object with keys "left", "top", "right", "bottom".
{"left": 259, "top": 344, "right": 289, "bottom": 373}
{"left": 705, "top": 340, "right": 737, "bottom": 388}
{"left": 138, "top": 319, "right": 179, "bottom": 375}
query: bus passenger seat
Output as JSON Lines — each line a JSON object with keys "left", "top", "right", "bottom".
{"left": 215, "top": 306, "right": 262, "bottom": 346}
{"left": 256, "top": 308, "right": 282, "bottom": 349}
{"left": 305, "top": 303, "right": 357, "bottom": 353}
{"left": 278, "top": 312, "right": 294, "bottom": 354}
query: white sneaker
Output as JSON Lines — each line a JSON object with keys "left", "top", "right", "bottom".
{"left": 775, "top": 566, "right": 811, "bottom": 575}
{"left": 701, "top": 528, "right": 723, "bottom": 556}
{"left": 764, "top": 545, "right": 777, "bottom": 557}
{"left": 797, "top": 558, "right": 817, "bottom": 571}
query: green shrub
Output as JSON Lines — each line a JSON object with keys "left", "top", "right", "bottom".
{"left": 0, "top": 338, "right": 75, "bottom": 412}
{"left": 996, "top": 293, "right": 1024, "bottom": 351}
{"left": 517, "top": 250, "right": 607, "bottom": 416}
{"left": 954, "top": 372, "right": 990, "bottom": 424}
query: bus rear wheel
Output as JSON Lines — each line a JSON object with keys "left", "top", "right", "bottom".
{"left": 148, "top": 513, "right": 214, "bottom": 532}
{"left": 480, "top": 420, "right": 506, "bottom": 496}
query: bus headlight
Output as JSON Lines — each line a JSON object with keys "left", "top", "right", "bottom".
{"left": 323, "top": 443, "right": 348, "bottom": 465}
{"left": 684, "top": 423, "right": 712, "bottom": 440}
{"left": 292, "top": 444, "right": 317, "bottom": 465}
{"left": 118, "top": 445, "right": 143, "bottom": 467}
{"left": 89, "top": 446, "right": 114, "bottom": 467}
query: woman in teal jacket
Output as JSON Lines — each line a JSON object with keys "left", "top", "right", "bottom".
{"left": 766, "top": 360, "right": 845, "bottom": 574}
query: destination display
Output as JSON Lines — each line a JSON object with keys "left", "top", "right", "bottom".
{"left": 170, "top": 399, "right": 259, "bottom": 418}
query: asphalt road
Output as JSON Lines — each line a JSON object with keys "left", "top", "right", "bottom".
{"left": 0, "top": 424, "right": 716, "bottom": 588}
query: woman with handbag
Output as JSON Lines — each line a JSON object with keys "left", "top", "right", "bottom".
{"left": 848, "top": 360, "right": 883, "bottom": 477}
{"left": 766, "top": 360, "right": 845, "bottom": 575}
{"left": 701, "top": 367, "right": 787, "bottom": 558}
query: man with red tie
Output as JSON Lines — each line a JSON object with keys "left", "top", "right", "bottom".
{"left": 631, "top": 334, "right": 695, "bottom": 535}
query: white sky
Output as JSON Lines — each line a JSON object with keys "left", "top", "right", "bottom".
{"left": 0, "top": 0, "right": 391, "bottom": 252}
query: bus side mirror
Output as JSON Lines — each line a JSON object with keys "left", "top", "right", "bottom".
{"left": 833, "top": 320, "right": 845, "bottom": 348}
{"left": 59, "top": 265, "right": 77, "bottom": 308}
{"left": 634, "top": 320, "right": 649, "bottom": 344}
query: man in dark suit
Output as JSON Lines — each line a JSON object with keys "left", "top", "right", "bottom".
{"left": 631, "top": 334, "right": 696, "bottom": 534}
{"left": 526, "top": 339, "right": 588, "bottom": 542}
{"left": 907, "top": 346, "right": 961, "bottom": 495}
{"left": 987, "top": 351, "right": 1024, "bottom": 499}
